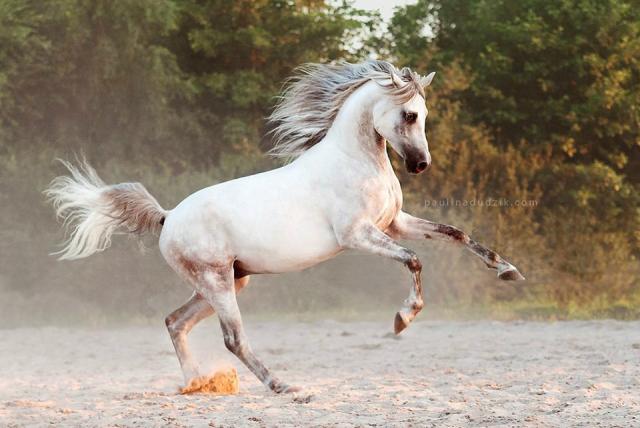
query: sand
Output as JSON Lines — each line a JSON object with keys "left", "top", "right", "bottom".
{"left": 180, "top": 369, "right": 239, "bottom": 395}
{"left": 1, "top": 320, "right": 638, "bottom": 427}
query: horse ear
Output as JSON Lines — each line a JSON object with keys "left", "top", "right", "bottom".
{"left": 390, "top": 70, "right": 405, "bottom": 88}
{"left": 420, "top": 72, "right": 436, "bottom": 88}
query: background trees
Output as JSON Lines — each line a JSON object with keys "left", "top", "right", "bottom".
{"left": 388, "top": 0, "right": 639, "bottom": 316}
{"left": 0, "top": 0, "right": 637, "bottom": 324}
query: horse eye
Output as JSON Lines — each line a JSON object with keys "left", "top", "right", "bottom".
{"left": 403, "top": 111, "right": 417, "bottom": 124}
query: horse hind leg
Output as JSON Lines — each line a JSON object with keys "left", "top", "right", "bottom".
{"left": 165, "top": 276, "right": 250, "bottom": 386}
{"left": 165, "top": 292, "right": 214, "bottom": 384}
{"left": 194, "top": 265, "right": 307, "bottom": 398}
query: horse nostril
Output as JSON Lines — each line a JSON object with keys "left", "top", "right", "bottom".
{"left": 416, "top": 161, "right": 428, "bottom": 173}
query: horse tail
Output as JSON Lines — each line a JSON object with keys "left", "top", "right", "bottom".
{"left": 44, "top": 158, "right": 168, "bottom": 260}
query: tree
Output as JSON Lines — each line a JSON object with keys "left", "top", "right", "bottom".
{"left": 0, "top": 1, "right": 187, "bottom": 161}
{"left": 168, "top": 0, "right": 378, "bottom": 169}
{"left": 387, "top": 0, "right": 640, "bottom": 312}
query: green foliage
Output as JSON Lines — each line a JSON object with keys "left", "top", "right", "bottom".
{"left": 388, "top": 0, "right": 640, "bottom": 184}
{"left": 0, "top": 0, "right": 190, "bottom": 164}
{"left": 385, "top": 0, "right": 640, "bottom": 313}
{"left": 0, "top": 0, "right": 379, "bottom": 166}
{"left": 433, "top": 0, "right": 640, "bottom": 175}
{"left": 0, "top": 0, "right": 637, "bottom": 323}
{"left": 170, "top": 0, "right": 378, "bottom": 164}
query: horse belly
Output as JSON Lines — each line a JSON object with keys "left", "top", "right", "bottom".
{"left": 231, "top": 218, "right": 342, "bottom": 273}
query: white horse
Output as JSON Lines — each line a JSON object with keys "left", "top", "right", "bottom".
{"left": 46, "top": 60, "right": 524, "bottom": 397}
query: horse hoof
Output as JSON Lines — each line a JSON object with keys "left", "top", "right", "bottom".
{"left": 394, "top": 312, "right": 408, "bottom": 335}
{"left": 276, "top": 384, "right": 312, "bottom": 402}
{"left": 272, "top": 381, "right": 303, "bottom": 395}
{"left": 498, "top": 268, "right": 525, "bottom": 281}
{"left": 281, "top": 384, "right": 302, "bottom": 394}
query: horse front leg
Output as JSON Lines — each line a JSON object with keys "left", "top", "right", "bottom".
{"left": 339, "top": 222, "right": 424, "bottom": 334}
{"left": 388, "top": 211, "right": 525, "bottom": 280}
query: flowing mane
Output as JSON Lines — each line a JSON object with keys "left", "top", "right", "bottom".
{"left": 267, "top": 60, "right": 425, "bottom": 159}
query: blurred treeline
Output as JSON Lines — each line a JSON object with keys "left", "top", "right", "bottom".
{"left": 0, "top": 0, "right": 638, "bottom": 325}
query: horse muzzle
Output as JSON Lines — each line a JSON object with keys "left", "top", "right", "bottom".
{"left": 404, "top": 151, "right": 431, "bottom": 174}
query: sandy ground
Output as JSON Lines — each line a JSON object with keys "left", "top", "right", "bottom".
{"left": 1, "top": 320, "right": 639, "bottom": 427}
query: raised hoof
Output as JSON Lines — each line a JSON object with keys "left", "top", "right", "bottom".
{"left": 394, "top": 312, "right": 408, "bottom": 335}
{"left": 498, "top": 268, "right": 525, "bottom": 281}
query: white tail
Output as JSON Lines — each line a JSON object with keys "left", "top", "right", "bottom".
{"left": 44, "top": 159, "right": 168, "bottom": 260}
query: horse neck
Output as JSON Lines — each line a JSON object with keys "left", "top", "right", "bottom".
{"left": 322, "top": 82, "right": 390, "bottom": 168}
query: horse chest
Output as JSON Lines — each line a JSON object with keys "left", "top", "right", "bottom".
{"left": 365, "top": 174, "right": 403, "bottom": 230}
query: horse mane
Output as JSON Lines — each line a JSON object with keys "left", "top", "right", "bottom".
{"left": 267, "top": 60, "right": 425, "bottom": 159}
